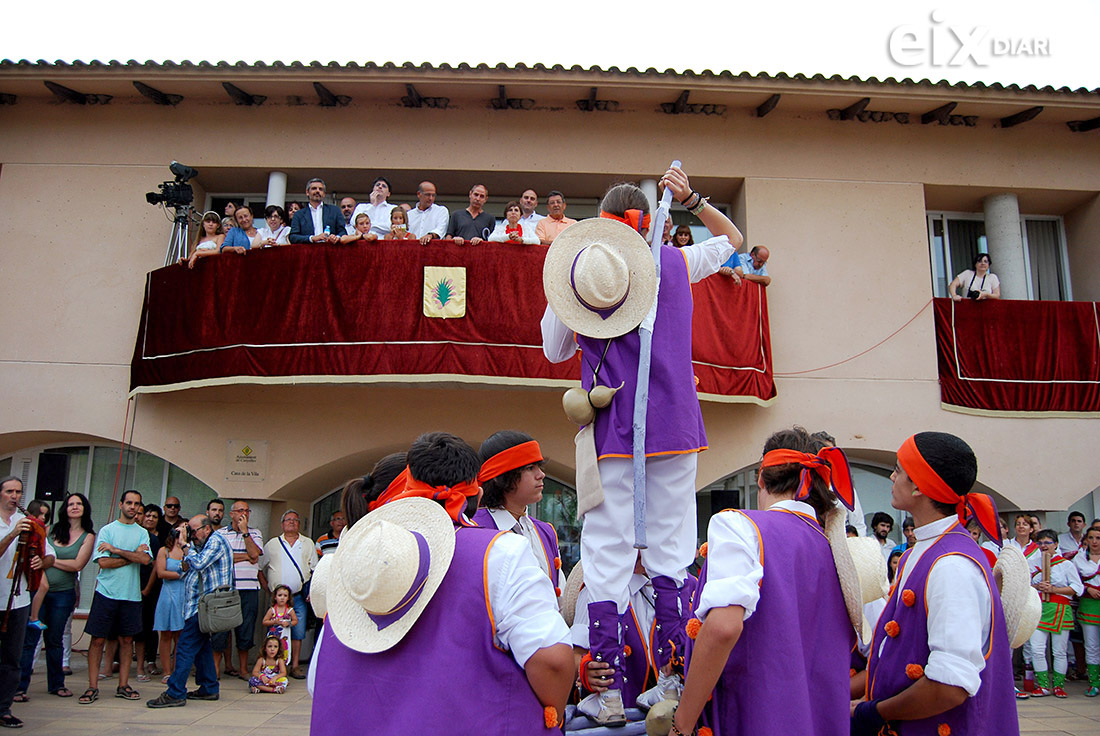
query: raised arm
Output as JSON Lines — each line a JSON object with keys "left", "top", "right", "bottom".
{"left": 52, "top": 532, "right": 95, "bottom": 573}
{"left": 661, "top": 165, "right": 743, "bottom": 250}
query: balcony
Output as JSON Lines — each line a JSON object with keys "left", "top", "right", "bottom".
{"left": 130, "top": 241, "right": 776, "bottom": 404}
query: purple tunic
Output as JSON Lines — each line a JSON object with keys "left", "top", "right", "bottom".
{"left": 694, "top": 509, "right": 854, "bottom": 736}
{"left": 866, "top": 524, "right": 1019, "bottom": 736}
{"left": 576, "top": 245, "right": 706, "bottom": 459}
{"left": 471, "top": 507, "right": 562, "bottom": 593}
{"left": 310, "top": 526, "right": 547, "bottom": 735}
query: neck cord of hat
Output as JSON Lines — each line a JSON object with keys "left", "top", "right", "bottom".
{"left": 366, "top": 531, "right": 431, "bottom": 631}
{"left": 569, "top": 248, "right": 629, "bottom": 320}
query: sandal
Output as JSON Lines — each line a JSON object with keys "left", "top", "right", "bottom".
{"left": 115, "top": 685, "right": 140, "bottom": 700}
{"left": 78, "top": 688, "right": 98, "bottom": 705}
{"left": 51, "top": 688, "right": 73, "bottom": 698}
{"left": 249, "top": 686, "right": 259, "bottom": 694}
{"left": 136, "top": 673, "right": 150, "bottom": 682}
{"left": 161, "top": 675, "right": 170, "bottom": 684}
{"left": 11, "top": 693, "right": 26, "bottom": 703}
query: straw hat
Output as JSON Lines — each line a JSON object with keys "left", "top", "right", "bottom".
{"left": 993, "top": 545, "right": 1043, "bottom": 648}
{"left": 824, "top": 508, "right": 865, "bottom": 634}
{"left": 845, "top": 536, "right": 891, "bottom": 643}
{"left": 309, "top": 554, "right": 333, "bottom": 619}
{"left": 325, "top": 497, "right": 455, "bottom": 653}
{"left": 542, "top": 218, "right": 657, "bottom": 339}
{"left": 559, "top": 561, "right": 585, "bottom": 628}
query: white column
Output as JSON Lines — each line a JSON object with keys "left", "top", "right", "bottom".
{"left": 266, "top": 171, "right": 287, "bottom": 208}
{"left": 982, "top": 193, "right": 1027, "bottom": 299}
{"left": 640, "top": 179, "right": 658, "bottom": 217}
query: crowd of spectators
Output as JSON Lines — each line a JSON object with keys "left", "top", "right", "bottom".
{"left": 185, "top": 178, "right": 774, "bottom": 283}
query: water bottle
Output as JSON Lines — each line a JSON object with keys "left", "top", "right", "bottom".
{"left": 1023, "top": 662, "right": 1035, "bottom": 692}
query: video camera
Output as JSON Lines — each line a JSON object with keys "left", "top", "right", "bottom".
{"left": 145, "top": 161, "right": 198, "bottom": 208}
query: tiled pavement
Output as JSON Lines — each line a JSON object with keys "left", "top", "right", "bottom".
{"left": 10, "top": 657, "right": 1100, "bottom": 735}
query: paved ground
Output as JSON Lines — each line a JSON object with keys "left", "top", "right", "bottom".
{"left": 9, "top": 656, "right": 1100, "bottom": 734}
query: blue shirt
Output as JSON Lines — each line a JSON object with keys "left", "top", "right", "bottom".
{"left": 182, "top": 530, "right": 235, "bottom": 620}
{"left": 92, "top": 520, "right": 151, "bottom": 602}
{"left": 220, "top": 227, "right": 254, "bottom": 251}
{"left": 721, "top": 251, "right": 769, "bottom": 275}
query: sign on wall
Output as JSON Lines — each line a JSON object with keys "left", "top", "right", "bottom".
{"left": 226, "top": 440, "right": 268, "bottom": 482}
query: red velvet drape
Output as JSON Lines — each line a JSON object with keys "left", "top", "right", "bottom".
{"left": 934, "top": 297, "right": 1100, "bottom": 413}
{"left": 130, "top": 241, "right": 776, "bottom": 403}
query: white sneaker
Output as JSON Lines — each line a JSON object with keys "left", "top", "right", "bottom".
{"left": 636, "top": 671, "right": 684, "bottom": 710}
{"left": 578, "top": 689, "right": 628, "bottom": 727}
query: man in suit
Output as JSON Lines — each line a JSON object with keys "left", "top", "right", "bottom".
{"left": 289, "top": 178, "right": 344, "bottom": 244}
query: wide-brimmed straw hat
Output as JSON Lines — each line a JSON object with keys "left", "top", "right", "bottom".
{"left": 543, "top": 218, "right": 657, "bottom": 339}
{"left": 823, "top": 508, "right": 865, "bottom": 634}
{"left": 325, "top": 497, "right": 455, "bottom": 653}
{"left": 845, "top": 536, "right": 891, "bottom": 643}
{"left": 309, "top": 554, "right": 333, "bottom": 619}
{"left": 994, "top": 545, "right": 1043, "bottom": 648}
{"left": 559, "top": 560, "right": 585, "bottom": 628}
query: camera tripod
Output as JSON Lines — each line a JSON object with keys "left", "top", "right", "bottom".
{"left": 164, "top": 205, "right": 195, "bottom": 266}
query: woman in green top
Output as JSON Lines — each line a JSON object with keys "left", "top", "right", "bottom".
{"left": 18, "top": 493, "right": 95, "bottom": 697}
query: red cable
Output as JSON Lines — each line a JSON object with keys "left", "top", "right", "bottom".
{"left": 110, "top": 397, "right": 134, "bottom": 514}
{"left": 774, "top": 299, "right": 933, "bottom": 377}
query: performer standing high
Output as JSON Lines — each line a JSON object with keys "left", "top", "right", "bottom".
{"left": 541, "top": 165, "right": 741, "bottom": 725}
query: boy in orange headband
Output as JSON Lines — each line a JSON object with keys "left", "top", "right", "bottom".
{"left": 851, "top": 432, "right": 1018, "bottom": 736}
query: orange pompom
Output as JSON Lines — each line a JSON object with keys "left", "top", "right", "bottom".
{"left": 686, "top": 618, "right": 703, "bottom": 640}
{"left": 623, "top": 645, "right": 632, "bottom": 657}
{"left": 906, "top": 663, "right": 925, "bottom": 680}
{"left": 902, "top": 589, "right": 917, "bottom": 607}
{"left": 554, "top": 557, "right": 562, "bottom": 570}
{"left": 544, "top": 706, "right": 559, "bottom": 729}
{"left": 937, "top": 724, "right": 951, "bottom": 736}
{"left": 694, "top": 375, "right": 700, "bottom": 386}
{"left": 699, "top": 728, "right": 713, "bottom": 736}
{"left": 884, "top": 620, "right": 900, "bottom": 638}
{"left": 698, "top": 542, "right": 709, "bottom": 558}
{"left": 555, "top": 587, "right": 562, "bottom": 597}
{"left": 850, "top": 668, "right": 857, "bottom": 678}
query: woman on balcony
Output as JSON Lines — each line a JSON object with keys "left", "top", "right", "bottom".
{"left": 949, "top": 253, "right": 1000, "bottom": 301}
{"left": 185, "top": 211, "right": 226, "bottom": 268}
{"left": 489, "top": 201, "right": 540, "bottom": 244}
{"left": 258, "top": 205, "right": 291, "bottom": 246}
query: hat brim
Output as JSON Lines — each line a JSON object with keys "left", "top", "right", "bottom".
{"left": 825, "top": 509, "right": 865, "bottom": 633}
{"left": 994, "top": 545, "right": 1043, "bottom": 649}
{"left": 309, "top": 554, "right": 333, "bottom": 619}
{"left": 326, "top": 497, "right": 455, "bottom": 654}
{"left": 559, "top": 560, "right": 584, "bottom": 628}
{"left": 543, "top": 219, "right": 657, "bottom": 339}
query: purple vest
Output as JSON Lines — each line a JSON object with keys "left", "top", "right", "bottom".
{"left": 694, "top": 509, "right": 854, "bottom": 736}
{"left": 471, "top": 507, "right": 562, "bottom": 592}
{"left": 310, "top": 526, "right": 546, "bottom": 735}
{"left": 866, "top": 524, "right": 1019, "bottom": 736}
{"left": 576, "top": 245, "right": 707, "bottom": 458}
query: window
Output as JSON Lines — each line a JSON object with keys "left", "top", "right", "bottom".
{"left": 927, "top": 212, "right": 1071, "bottom": 300}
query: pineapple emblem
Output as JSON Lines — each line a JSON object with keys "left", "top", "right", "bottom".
{"left": 422, "top": 266, "right": 466, "bottom": 318}
{"left": 432, "top": 278, "right": 455, "bottom": 309}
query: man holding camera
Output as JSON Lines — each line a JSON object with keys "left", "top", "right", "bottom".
{"left": 147, "top": 514, "right": 233, "bottom": 708}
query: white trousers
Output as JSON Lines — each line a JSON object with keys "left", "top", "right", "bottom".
{"left": 1084, "top": 623, "right": 1099, "bottom": 666}
{"left": 1030, "top": 628, "right": 1069, "bottom": 674}
{"left": 582, "top": 453, "right": 698, "bottom": 613}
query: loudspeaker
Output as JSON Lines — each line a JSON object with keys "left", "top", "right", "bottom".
{"left": 35, "top": 453, "right": 69, "bottom": 501}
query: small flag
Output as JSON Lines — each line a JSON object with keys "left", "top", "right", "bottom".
{"left": 423, "top": 266, "right": 466, "bottom": 319}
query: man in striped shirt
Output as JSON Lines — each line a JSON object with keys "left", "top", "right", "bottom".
{"left": 315, "top": 511, "right": 346, "bottom": 556}
{"left": 147, "top": 514, "right": 234, "bottom": 708}
{"left": 213, "top": 501, "right": 265, "bottom": 679}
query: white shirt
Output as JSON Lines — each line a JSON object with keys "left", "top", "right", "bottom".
{"left": 519, "top": 212, "right": 545, "bottom": 230}
{"left": 257, "top": 225, "right": 290, "bottom": 246}
{"left": 406, "top": 203, "right": 450, "bottom": 239}
{"left": 1058, "top": 531, "right": 1086, "bottom": 560}
{"left": 486, "top": 507, "right": 550, "bottom": 579}
{"left": 309, "top": 202, "right": 325, "bottom": 237}
{"left": 1004, "top": 538, "right": 1032, "bottom": 553}
{"left": 1030, "top": 552, "right": 1084, "bottom": 595}
{"left": 542, "top": 235, "right": 734, "bottom": 362}
{"left": 1075, "top": 553, "right": 1100, "bottom": 590}
{"left": 693, "top": 499, "right": 811, "bottom": 622}
{"left": 488, "top": 220, "right": 540, "bottom": 244}
{"left": 307, "top": 530, "right": 569, "bottom": 696}
{"left": 352, "top": 201, "right": 398, "bottom": 238}
{"left": 879, "top": 516, "right": 991, "bottom": 697}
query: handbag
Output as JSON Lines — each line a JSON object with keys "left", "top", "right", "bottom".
{"left": 198, "top": 585, "right": 243, "bottom": 633}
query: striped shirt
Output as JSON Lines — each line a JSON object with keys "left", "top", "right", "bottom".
{"left": 182, "top": 530, "right": 234, "bottom": 620}
{"left": 216, "top": 526, "right": 265, "bottom": 590}
{"left": 316, "top": 533, "right": 341, "bottom": 556}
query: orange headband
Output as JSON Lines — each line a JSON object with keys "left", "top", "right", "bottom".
{"left": 477, "top": 440, "right": 543, "bottom": 484}
{"left": 367, "top": 467, "right": 410, "bottom": 513}
{"left": 600, "top": 209, "right": 651, "bottom": 233}
{"left": 760, "top": 446, "right": 855, "bottom": 510}
{"left": 897, "top": 435, "right": 1001, "bottom": 545}
{"left": 396, "top": 477, "right": 481, "bottom": 523}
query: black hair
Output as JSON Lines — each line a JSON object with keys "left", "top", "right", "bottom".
{"left": 871, "top": 511, "right": 894, "bottom": 530}
{"left": 1086, "top": 526, "right": 1100, "bottom": 539}
{"left": 808, "top": 431, "right": 836, "bottom": 451}
{"left": 887, "top": 549, "right": 904, "bottom": 584}
{"left": 600, "top": 182, "right": 649, "bottom": 216}
{"left": 1035, "top": 528, "right": 1058, "bottom": 544}
{"left": 121, "top": 489, "right": 143, "bottom": 504}
{"left": 845, "top": 524, "right": 858, "bottom": 537}
{"left": 478, "top": 431, "right": 542, "bottom": 509}
{"left": 264, "top": 204, "right": 288, "bottom": 224}
{"left": 910, "top": 432, "right": 978, "bottom": 516}
{"left": 759, "top": 426, "right": 836, "bottom": 524}
{"left": 26, "top": 499, "right": 50, "bottom": 524}
{"left": 372, "top": 176, "right": 391, "bottom": 191}
{"left": 342, "top": 452, "right": 408, "bottom": 529}
{"left": 206, "top": 498, "right": 225, "bottom": 511}
{"left": 1069, "top": 511, "right": 1086, "bottom": 523}
{"left": 972, "top": 253, "right": 992, "bottom": 269}
{"left": 547, "top": 190, "right": 565, "bottom": 201}
{"left": 902, "top": 516, "right": 915, "bottom": 530}
{"left": 52, "top": 493, "right": 94, "bottom": 545}
{"left": 408, "top": 432, "right": 480, "bottom": 488}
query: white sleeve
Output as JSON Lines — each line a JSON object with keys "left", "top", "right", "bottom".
{"left": 488, "top": 222, "right": 509, "bottom": 242}
{"left": 859, "top": 598, "right": 888, "bottom": 656}
{"left": 1058, "top": 561, "right": 1085, "bottom": 596}
{"left": 694, "top": 511, "right": 763, "bottom": 621}
{"left": 569, "top": 585, "right": 592, "bottom": 648}
{"left": 923, "top": 555, "right": 990, "bottom": 697}
{"left": 487, "top": 532, "right": 571, "bottom": 668}
{"left": 681, "top": 235, "right": 734, "bottom": 283}
{"left": 428, "top": 206, "right": 449, "bottom": 238}
{"left": 541, "top": 305, "right": 578, "bottom": 363}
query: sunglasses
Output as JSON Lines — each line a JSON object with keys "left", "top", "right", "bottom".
{"left": 164, "top": 504, "right": 180, "bottom": 509}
